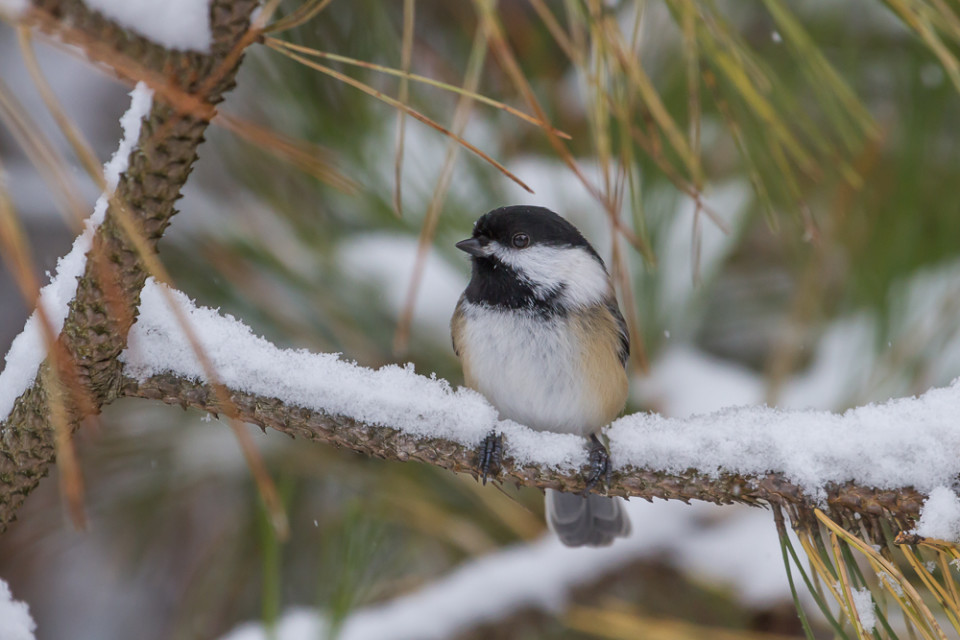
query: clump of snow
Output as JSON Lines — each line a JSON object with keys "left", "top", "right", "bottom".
{"left": 0, "top": 83, "right": 153, "bottom": 422}
{"left": 609, "top": 380, "right": 960, "bottom": 499}
{"left": 916, "top": 487, "right": 960, "bottom": 541}
{"left": 0, "top": 578, "right": 36, "bottom": 640}
{"left": 850, "top": 587, "right": 876, "bottom": 633}
{"left": 83, "top": 0, "right": 212, "bottom": 52}
{"left": 876, "top": 571, "right": 904, "bottom": 597}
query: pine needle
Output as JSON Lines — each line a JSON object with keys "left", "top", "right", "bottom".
{"left": 266, "top": 40, "right": 533, "bottom": 193}
{"left": 262, "top": 0, "right": 336, "bottom": 34}
{"left": 392, "top": 0, "right": 415, "bottom": 217}
{"left": 265, "top": 38, "right": 572, "bottom": 139}
{"left": 217, "top": 111, "right": 357, "bottom": 193}
{"left": 393, "top": 28, "right": 488, "bottom": 356}
{"left": 0, "top": 77, "right": 88, "bottom": 230}
{"left": 473, "top": 0, "right": 642, "bottom": 249}
{"left": 0, "top": 159, "right": 88, "bottom": 529}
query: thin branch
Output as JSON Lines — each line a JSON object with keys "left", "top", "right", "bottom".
{"left": 121, "top": 371, "right": 928, "bottom": 528}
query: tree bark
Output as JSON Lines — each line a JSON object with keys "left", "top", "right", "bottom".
{"left": 0, "top": 0, "right": 259, "bottom": 531}
{"left": 122, "top": 372, "right": 927, "bottom": 529}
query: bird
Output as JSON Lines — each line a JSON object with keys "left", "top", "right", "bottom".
{"left": 450, "top": 204, "right": 631, "bottom": 547}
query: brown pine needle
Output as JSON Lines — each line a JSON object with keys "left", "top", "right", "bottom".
{"left": 105, "top": 187, "right": 290, "bottom": 540}
{"left": 266, "top": 38, "right": 572, "bottom": 140}
{"left": 216, "top": 112, "right": 357, "bottom": 193}
{"left": 393, "top": 0, "right": 416, "bottom": 217}
{"left": 266, "top": 41, "right": 533, "bottom": 194}
{"left": 394, "top": 28, "right": 487, "bottom": 356}
{"left": 0, "top": 161, "right": 88, "bottom": 529}
{"left": 262, "top": 0, "right": 336, "bottom": 34}
{"left": 473, "top": 2, "right": 642, "bottom": 250}
{"left": 601, "top": 18, "right": 702, "bottom": 185}
{"left": 18, "top": 28, "right": 104, "bottom": 190}
{"left": 0, "top": 78, "right": 89, "bottom": 231}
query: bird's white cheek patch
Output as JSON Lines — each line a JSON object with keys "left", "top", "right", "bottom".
{"left": 492, "top": 244, "right": 609, "bottom": 308}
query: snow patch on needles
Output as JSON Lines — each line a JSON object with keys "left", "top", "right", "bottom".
{"left": 916, "top": 487, "right": 960, "bottom": 541}
{"left": 83, "top": 0, "right": 213, "bottom": 52}
{"left": 877, "top": 571, "right": 904, "bottom": 597}
{"left": 851, "top": 588, "right": 876, "bottom": 633}
{"left": 0, "top": 83, "right": 153, "bottom": 422}
{"left": 0, "top": 578, "right": 36, "bottom": 640}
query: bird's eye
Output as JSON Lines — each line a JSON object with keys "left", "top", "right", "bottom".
{"left": 512, "top": 233, "right": 530, "bottom": 249}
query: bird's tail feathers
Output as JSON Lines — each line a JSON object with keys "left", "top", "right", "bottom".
{"left": 545, "top": 489, "right": 630, "bottom": 547}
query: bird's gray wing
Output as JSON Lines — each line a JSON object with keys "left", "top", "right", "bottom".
{"left": 451, "top": 295, "right": 466, "bottom": 358}
{"left": 606, "top": 298, "right": 630, "bottom": 368}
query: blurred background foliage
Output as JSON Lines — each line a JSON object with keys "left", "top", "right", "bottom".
{"left": 2, "top": 0, "right": 960, "bottom": 638}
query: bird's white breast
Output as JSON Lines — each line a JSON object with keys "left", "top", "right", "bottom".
{"left": 457, "top": 302, "right": 610, "bottom": 435}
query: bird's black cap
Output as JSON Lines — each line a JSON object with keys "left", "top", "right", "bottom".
{"left": 463, "top": 205, "right": 601, "bottom": 262}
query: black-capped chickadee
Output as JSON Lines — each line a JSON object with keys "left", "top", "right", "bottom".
{"left": 451, "top": 205, "right": 631, "bottom": 547}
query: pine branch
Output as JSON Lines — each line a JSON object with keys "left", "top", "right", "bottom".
{"left": 0, "top": 0, "right": 259, "bottom": 531}
{"left": 121, "top": 371, "right": 927, "bottom": 528}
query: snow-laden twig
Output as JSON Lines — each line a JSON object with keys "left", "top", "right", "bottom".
{"left": 121, "top": 279, "right": 940, "bottom": 524}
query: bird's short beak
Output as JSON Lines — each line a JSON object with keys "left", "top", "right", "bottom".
{"left": 456, "top": 237, "right": 487, "bottom": 257}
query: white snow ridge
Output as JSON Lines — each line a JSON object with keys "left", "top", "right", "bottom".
{"left": 0, "top": 82, "right": 154, "bottom": 422}
{"left": 0, "top": 578, "right": 36, "bottom": 640}
{"left": 121, "top": 279, "right": 960, "bottom": 508}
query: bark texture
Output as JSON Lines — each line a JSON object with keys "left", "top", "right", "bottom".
{"left": 0, "top": 0, "right": 259, "bottom": 531}
{"left": 123, "top": 372, "right": 928, "bottom": 528}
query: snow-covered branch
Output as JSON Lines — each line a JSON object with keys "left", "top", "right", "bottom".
{"left": 0, "top": 0, "right": 259, "bottom": 532}
{"left": 117, "top": 280, "right": 943, "bottom": 527}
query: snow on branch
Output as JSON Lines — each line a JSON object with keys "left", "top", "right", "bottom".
{"left": 120, "top": 279, "right": 949, "bottom": 524}
{"left": 81, "top": 0, "right": 214, "bottom": 52}
{"left": 0, "top": 0, "right": 260, "bottom": 533}
{"left": 0, "top": 82, "right": 154, "bottom": 422}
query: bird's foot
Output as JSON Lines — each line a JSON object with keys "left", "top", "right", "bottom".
{"left": 584, "top": 434, "right": 611, "bottom": 493}
{"left": 476, "top": 431, "right": 503, "bottom": 485}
